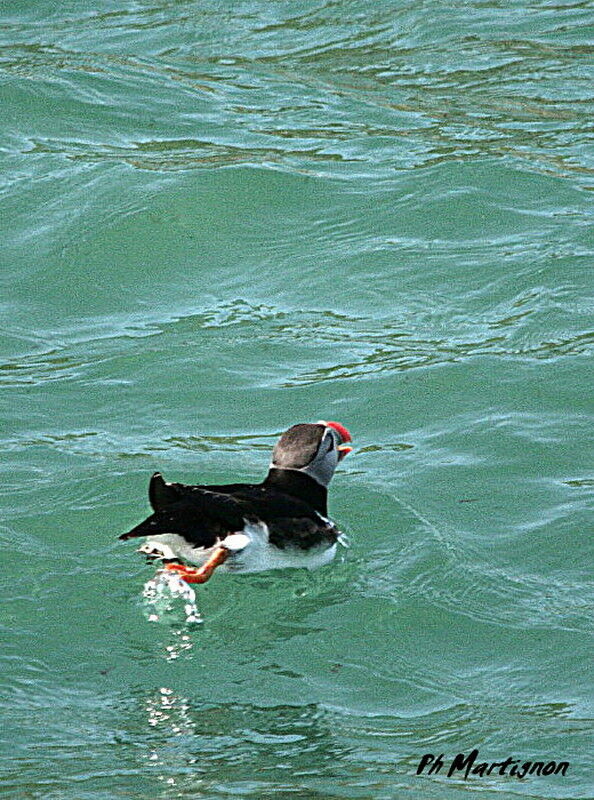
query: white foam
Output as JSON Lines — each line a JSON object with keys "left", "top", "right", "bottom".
{"left": 142, "top": 569, "right": 202, "bottom": 624}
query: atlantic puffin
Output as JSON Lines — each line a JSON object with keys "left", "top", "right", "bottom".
{"left": 119, "top": 420, "right": 353, "bottom": 583}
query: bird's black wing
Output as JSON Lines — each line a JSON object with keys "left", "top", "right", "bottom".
{"left": 120, "top": 472, "right": 338, "bottom": 550}
{"left": 120, "top": 473, "right": 254, "bottom": 548}
{"left": 147, "top": 472, "right": 259, "bottom": 511}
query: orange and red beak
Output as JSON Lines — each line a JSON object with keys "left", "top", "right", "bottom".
{"left": 324, "top": 420, "right": 353, "bottom": 460}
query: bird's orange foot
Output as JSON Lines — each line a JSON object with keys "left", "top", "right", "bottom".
{"left": 164, "top": 562, "right": 209, "bottom": 584}
{"left": 164, "top": 546, "right": 229, "bottom": 584}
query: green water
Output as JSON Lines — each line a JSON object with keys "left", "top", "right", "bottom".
{"left": 1, "top": 2, "right": 593, "bottom": 798}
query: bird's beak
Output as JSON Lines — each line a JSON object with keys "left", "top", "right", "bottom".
{"left": 319, "top": 420, "right": 353, "bottom": 460}
{"left": 337, "top": 443, "right": 353, "bottom": 460}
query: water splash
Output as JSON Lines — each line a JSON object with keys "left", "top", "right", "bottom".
{"left": 142, "top": 569, "right": 202, "bottom": 625}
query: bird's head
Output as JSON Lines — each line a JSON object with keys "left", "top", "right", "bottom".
{"left": 270, "top": 420, "right": 353, "bottom": 487}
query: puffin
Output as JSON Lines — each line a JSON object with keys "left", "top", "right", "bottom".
{"left": 119, "top": 420, "right": 353, "bottom": 583}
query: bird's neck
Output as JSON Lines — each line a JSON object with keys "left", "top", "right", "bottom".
{"left": 264, "top": 468, "right": 328, "bottom": 515}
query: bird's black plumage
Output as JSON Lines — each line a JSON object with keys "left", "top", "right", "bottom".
{"left": 120, "top": 470, "right": 339, "bottom": 551}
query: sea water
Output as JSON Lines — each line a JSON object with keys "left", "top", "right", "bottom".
{"left": 1, "top": 1, "right": 592, "bottom": 798}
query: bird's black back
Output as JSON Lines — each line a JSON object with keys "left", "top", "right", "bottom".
{"left": 119, "top": 471, "right": 337, "bottom": 551}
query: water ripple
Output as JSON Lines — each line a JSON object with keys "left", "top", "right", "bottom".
{"left": 2, "top": 3, "right": 591, "bottom": 180}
